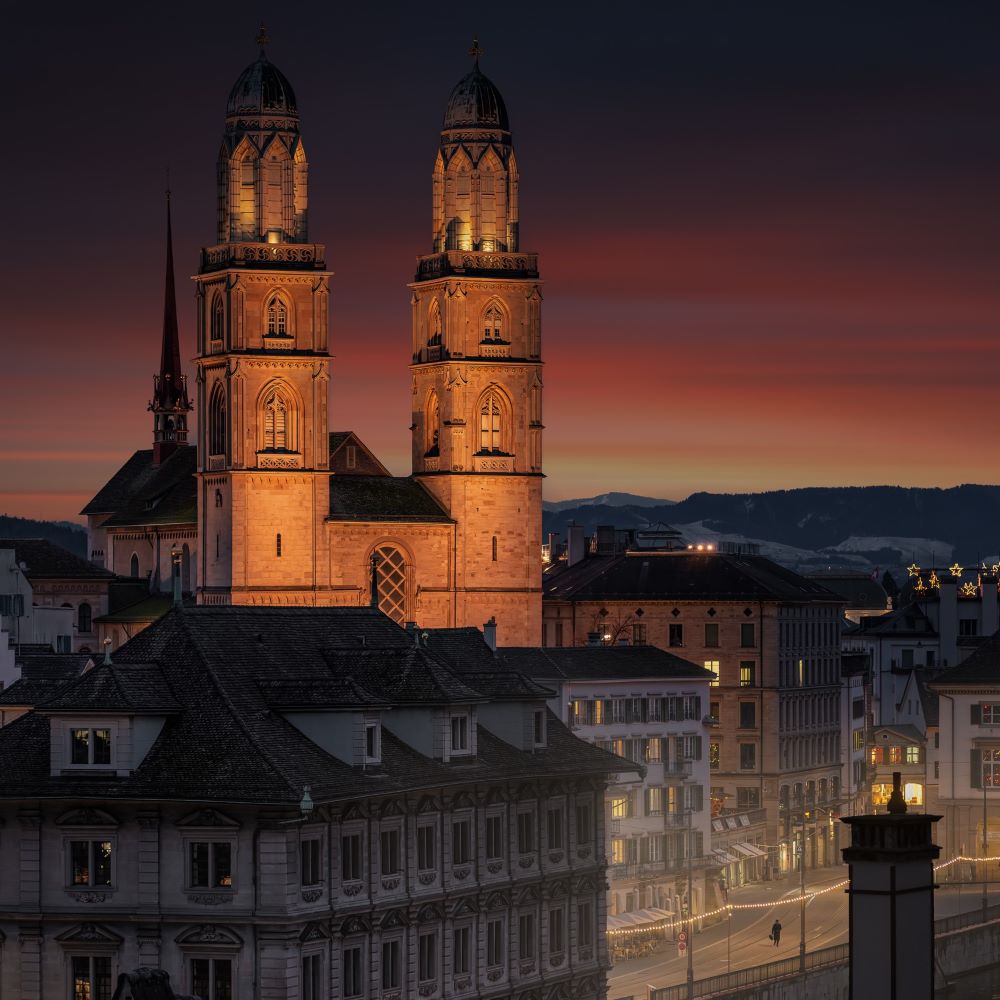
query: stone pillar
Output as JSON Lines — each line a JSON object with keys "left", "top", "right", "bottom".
{"left": 841, "top": 771, "right": 940, "bottom": 1000}
{"left": 17, "top": 924, "right": 43, "bottom": 1000}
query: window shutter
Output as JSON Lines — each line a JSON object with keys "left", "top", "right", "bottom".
{"left": 972, "top": 704, "right": 982, "bottom": 725}
{"left": 694, "top": 696, "right": 702, "bottom": 719}
{"left": 972, "top": 748, "right": 982, "bottom": 789}
{"left": 694, "top": 736, "right": 703, "bottom": 761}
{"left": 692, "top": 786, "right": 704, "bottom": 812}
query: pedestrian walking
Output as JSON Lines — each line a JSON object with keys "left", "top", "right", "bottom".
{"left": 770, "top": 919, "right": 782, "bottom": 946}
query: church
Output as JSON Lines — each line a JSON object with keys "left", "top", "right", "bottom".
{"left": 84, "top": 35, "right": 544, "bottom": 647}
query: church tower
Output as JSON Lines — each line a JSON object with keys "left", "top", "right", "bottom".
{"left": 195, "top": 29, "right": 331, "bottom": 605}
{"left": 411, "top": 42, "right": 543, "bottom": 645}
{"left": 148, "top": 193, "right": 192, "bottom": 467}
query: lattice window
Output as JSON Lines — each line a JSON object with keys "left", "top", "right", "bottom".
{"left": 263, "top": 392, "right": 288, "bottom": 450}
{"left": 267, "top": 297, "right": 288, "bottom": 335}
{"left": 483, "top": 305, "right": 502, "bottom": 341}
{"left": 479, "top": 391, "right": 502, "bottom": 453}
{"left": 374, "top": 546, "right": 407, "bottom": 624}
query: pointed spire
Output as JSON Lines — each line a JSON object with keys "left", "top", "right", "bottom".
{"left": 256, "top": 22, "right": 270, "bottom": 55}
{"left": 469, "top": 36, "right": 483, "bottom": 68}
{"left": 159, "top": 188, "right": 183, "bottom": 392}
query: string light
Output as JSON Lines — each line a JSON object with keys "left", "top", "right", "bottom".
{"left": 605, "top": 855, "right": 1000, "bottom": 939}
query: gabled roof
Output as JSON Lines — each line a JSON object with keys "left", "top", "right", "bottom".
{"left": 499, "top": 645, "right": 713, "bottom": 682}
{"left": 805, "top": 573, "right": 889, "bottom": 611}
{"left": 328, "top": 476, "right": 451, "bottom": 522}
{"left": 99, "top": 447, "right": 197, "bottom": 528}
{"left": 930, "top": 630, "right": 1000, "bottom": 686}
{"left": 329, "top": 430, "right": 391, "bottom": 476}
{"left": 0, "top": 606, "right": 621, "bottom": 804}
{"left": 849, "top": 601, "right": 937, "bottom": 638}
{"left": 544, "top": 552, "right": 842, "bottom": 604}
{"left": 0, "top": 539, "right": 113, "bottom": 580}
{"left": 873, "top": 723, "right": 923, "bottom": 743}
{"left": 915, "top": 672, "right": 940, "bottom": 726}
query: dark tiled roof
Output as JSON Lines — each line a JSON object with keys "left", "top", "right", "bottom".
{"left": 545, "top": 553, "right": 842, "bottom": 604}
{"left": 258, "top": 677, "right": 387, "bottom": 709}
{"left": 851, "top": 602, "right": 937, "bottom": 638}
{"left": 38, "top": 661, "right": 181, "bottom": 713}
{"left": 0, "top": 539, "right": 114, "bottom": 580}
{"left": 499, "top": 645, "right": 713, "bottom": 682}
{"left": 805, "top": 573, "right": 889, "bottom": 611}
{"left": 0, "top": 607, "right": 622, "bottom": 804}
{"left": 95, "top": 595, "right": 175, "bottom": 625}
{"left": 930, "top": 630, "right": 1000, "bottom": 686}
{"left": 82, "top": 449, "right": 160, "bottom": 515}
{"left": 328, "top": 476, "right": 451, "bottom": 522}
{"left": 100, "top": 447, "right": 197, "bottom": 528}
{"left": 15, "top": 653, "right": 91, "bottom": 681}
{"left": 0, "top": 679, "right": 76, "bottom": 706}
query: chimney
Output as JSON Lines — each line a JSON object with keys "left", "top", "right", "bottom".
{"left": 841, "top": 771, "right": 941, "bottom": 1000}
{"left": 483, "top": 617, "right": 497, "bottom": 653}
{"left": 103, "top": 638, "right": 113, "bottom": 665}
{"left": 586, "top": 632, "right": 601, "bottom": 647}
{"left": 567, "top": 524, "right": 585, "bottom": 567}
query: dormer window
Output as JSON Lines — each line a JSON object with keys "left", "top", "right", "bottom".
{"left": 533, "top": 710, "right": 546, "bottom": 748}
{"left": 451, "top": 714, "right": 470, "bottom": 754}
{"left": 365, "top": 722, "right": 381, "bottom": 763}
{"left": 71, "top": 727, "right": 112, "bottom": 766}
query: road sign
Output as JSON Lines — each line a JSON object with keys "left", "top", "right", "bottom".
{"left": 677, "top": 930, "right": 687, "bottom": 943}
{"left": 677, "top": 941, "right": 687, "bottom": 955}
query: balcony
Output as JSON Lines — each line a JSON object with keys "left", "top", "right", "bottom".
{"left": 415, "top": 250, "right": 539, "bottom": 281}
{"left": 200, "top": 242, "right": 326, "bottom": 272}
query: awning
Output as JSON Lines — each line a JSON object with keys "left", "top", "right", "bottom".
{"left": 607, "top": 906, "right": 674, "bottom": 933}
{"left": 713, "top": 849, "right": 740, "bottom": 865}
{"left": 733, "top": 843, "right": 767, "bottom": 858}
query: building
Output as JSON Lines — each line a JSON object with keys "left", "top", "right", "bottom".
{"left": 840, "top": 652, "right": 872, "bottom": 821}
{"left": 83, "top": 36, "right": 543, "bottom": 646}
{"left": 488, "top": 645, "right": 717, "bottom": 923}
{"left": 0, "top": 605, "right": 627, "bottom": 1000}
{"left": 543, "top": 548, "right": 845, "bottom": 874}
{"left": 0, "top": 541, "right": 113, "bottom": 654}
{"left": 805, "top": 572, "right": 890, "bottom": 623}
{"left": 929, "top": 632, "right": 1000, "bottom": 860}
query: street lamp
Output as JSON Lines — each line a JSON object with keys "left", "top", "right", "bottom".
{"left": 798, "top": 809, "right": 809, "bottom": 974}
{"left": 686, "top": 768, "right": 695, "bottom": 998}
{"left": 983, "top": 772, "right": 989, "bottom": 921}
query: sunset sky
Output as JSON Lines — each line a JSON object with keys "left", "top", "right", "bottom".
{"left": 3, "top": 2, "right": 999, "bottom": 522}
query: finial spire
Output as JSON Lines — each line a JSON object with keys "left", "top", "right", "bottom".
{"left": 469, "top": 36, "right": 483, "bottom": 67}
{"left": 256, "top": 22, "right": 270, "bottom": 53}
{"left": 887, "top": 771, "right": 907, "bottom": 814}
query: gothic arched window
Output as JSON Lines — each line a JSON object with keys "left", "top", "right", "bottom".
{"left": 130, "top": 553, "right": 140, "bottom": 579}
{"left": 208, "top": 383, "right": 226, "bottom": 456}
{"left": 428, "top": 300, "right": 442, "bottom": 347}
{"left": 78, "top": 603, "right": 92, "bottom": 634}
{"left": 373, "top": 545, "right": 407, "bottom": 624}
{"left": 266, "top": 296, "right": 288, "bottom": 336}
{"left": 479, "top": 389, "right": 505, "bottom": 454}
{"left": 263, "top": 390, "right": 289, "bottom": 450}
{"left": 483, "top": 305, "right": 503, "bottom": 342}
{"left": 426, "top": 391, "right": 441, "bottom": 456}
{"left": 211, "top": 294, "right": 224, "bottom": 343}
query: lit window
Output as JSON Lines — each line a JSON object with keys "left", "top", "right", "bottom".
{"left": 705, "top": 660, "right": 720, "bottom": 686}
{"left": 70, "top": 839, "right": 113, "bottom": 886}
{"left": 983, "top": 748, "right": 1000, "bottom": 787}
{"left": 888, "top": 746, "right": 902, "bottom": 765}
{"left": 266, "top": 296, "right": 288, "bottom": 336}
{"left": 611, "top": 837, "right": 625, "bottom": 864}
{"left": 189, "top": 841, "right": 233, "bottom": 889}
{"left": 610, "top": 796, "right": 629, "bottom": 819}
{"left": 904, "top": 782, "right": 923, "bottom": 805}
{"left": 740, "top": 662, "right": 756, "bottom": 687}
{"left": 905, "top": 746, "right": 920, "bottom": 764}
{"left": 479, "top": 390, "right": 504, "bottom": 453}
{"left": 70, "top": 727, "right": 112, "bottom": 766}
{"left": 709, "top": 741, "right": 720, "bottom": 770}
{"left": 130, "top": 553, "right": 140, "bottom": 578}
{"left": 72, "top": 957, "right": 111, "bottom": 1000}
{"left": 982, "top": 704, "right": 1000, "bottom": 725}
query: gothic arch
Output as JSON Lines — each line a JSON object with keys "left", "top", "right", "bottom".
{"left": 427, "top": 298, "right": 442, "bottom": 347}
{"left": 129, "top": 552, "right": 140, "bottom": 578}
{"left": 480, "top": 298, "right": 509, "bottom": 343}
{"left": 255, "top": 378, "right": 302, "bottom": 453}
{"left": 208, "top": 381, "right": 227, "bottom": 457}
{"left": 210, "top": 291, "right": 225, "bottom": 344}
{"left": 476, "top": 384, "right": 513, "bottom": 455}
{"left": 263, "top": 290, "right": 292, "bottom": 337}
{"left": 443, "top": 147, "right": 473, "bottom": 251}
{"left": 425, "top": 389, "right": 441, "bottom": 456}
{"left": 366, "top": 540, "right": 413, "bottom": 625}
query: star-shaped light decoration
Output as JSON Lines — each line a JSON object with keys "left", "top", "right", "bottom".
{"left": 929, "top": 571, "right": 941, "bottom": 589}
{"left": 907, "top": 562, "right": 921, "bottom": 578}
{"left": 949, "top": 562, "right": 963, "bottom": 579}
{"left": 962, "top": 582, "right": 978, "bottom": 598}
{"left": 993, "top": 563, "right": 1000, "bottom": 576}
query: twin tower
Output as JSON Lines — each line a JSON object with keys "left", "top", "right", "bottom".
{"left": 186, "top": 36, "right": 542, "bottom": 644}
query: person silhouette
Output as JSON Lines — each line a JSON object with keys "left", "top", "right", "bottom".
{"left": 770, "top": 919, "right": 782, "bottom": 946}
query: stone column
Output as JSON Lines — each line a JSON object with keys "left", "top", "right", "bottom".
{"left": 841, "top": 771, "right": 941, "bottom": 1000}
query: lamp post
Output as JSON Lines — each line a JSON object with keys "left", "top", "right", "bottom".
{"left": 983, "top": 774, "right": 989, "bottom": 921}
{"left": 686, "top": 792, "right": 695, "bottom": 998}
{"left": 799, "top": 810, "right": 807, "bottom": 974}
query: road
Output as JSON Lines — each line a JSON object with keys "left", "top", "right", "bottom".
{"left": 607, "top": 866, "right": 995, "bottom": 1000}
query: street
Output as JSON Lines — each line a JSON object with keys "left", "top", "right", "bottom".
{"left": 607, "top": 866, "right": 996, "bottom": 1000}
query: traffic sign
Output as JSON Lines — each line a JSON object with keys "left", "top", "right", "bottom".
{"left": 677, "top": 941, "right": 687, "bottom": 955}
{"left": 677, "top": 931, "right": 687, "bottom": 943}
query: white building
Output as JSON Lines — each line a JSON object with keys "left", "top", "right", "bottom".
{"left": 0, "top": 547, "right": 75, "bottom": 661}
{"left": 498, "top": 645, "right": 716, "bottom": 926}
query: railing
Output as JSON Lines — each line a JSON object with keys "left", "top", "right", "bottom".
{"left": 934, "top": 900, "right": 1000, "bottom": 934}
{"left": 648, "top": 943, "right": 849, "bottom": 1000}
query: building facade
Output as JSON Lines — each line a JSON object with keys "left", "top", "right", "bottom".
{"left": 0, "top": 606, "right": 626, "bottom": 1000}
{"left": 83, "top": 39, "right": 542, "bottom": 646}
{"left": 543, "top": 549, "right": 845, "bottom": 874}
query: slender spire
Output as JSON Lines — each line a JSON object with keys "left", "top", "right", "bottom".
{"left": 257, "top": 22, "right": 270, "bottom": 55}
{"left": 159, "top": 189, "right": 183, "bottom": 390}
{"left": 469, "top": 36, "right": 483, "bottom": 67}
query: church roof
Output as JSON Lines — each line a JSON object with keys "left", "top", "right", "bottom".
{"left": 328, "top": 475, "right": 451, "bottom": 523}
{"left": 226, "top": 52, "right": 298, "bottom": 121}
{"left": 0, "top": 538, "right": 113, "bottom": 580}
{"left": 0, "top": 606, "right": 623, "bottom": 804}
{"left": 86, "top": 447, "right": 197, "bottom": 528}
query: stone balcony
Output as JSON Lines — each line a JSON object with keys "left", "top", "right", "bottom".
{"left": 415, "top": 250, "right": 539, "bottom": 281}
{"left": 200, "top": 242, "right": 327, "bottom": 272}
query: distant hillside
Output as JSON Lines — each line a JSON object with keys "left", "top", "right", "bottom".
{"left": 0, "top": 514, "right": 87, "bottom": 559}
{"left": 542, "top": 485, "right": 1000, "bottom": 573}
{"left": 543, "top": 492, "right": 675, "bottom": 513}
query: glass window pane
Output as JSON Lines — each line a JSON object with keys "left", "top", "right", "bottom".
{"left": 192, "top": 959, "right": 210, "bottom": 999}
{"left": 190, "top": 842, "right": 209, "bottom": 887}
{"left": 72, "top": 956, "right": 91, "bottom": 1000}
{"left": 71, "top": 729, "right": 90, "bottom": 764}
{"left": 214, "top": 959, "right": 232, "bottom": 1000}
{"left": 71, "top": 840, "right": 90, "bottom": 884}
{"left": 94, "top": 841, "right": 113, "bottom": 886}
{"left": 92, "top": 729, "right": 111, "bottom": 765}
{"left": 213, "top": 842, "right": 232, "bottom": 888}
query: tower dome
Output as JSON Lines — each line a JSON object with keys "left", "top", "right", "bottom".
{"left": 226, "top": 54, "right": 298, "bottom": 120}
{"left": 443, "top": 46, "right": 509, "bottom": 131}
